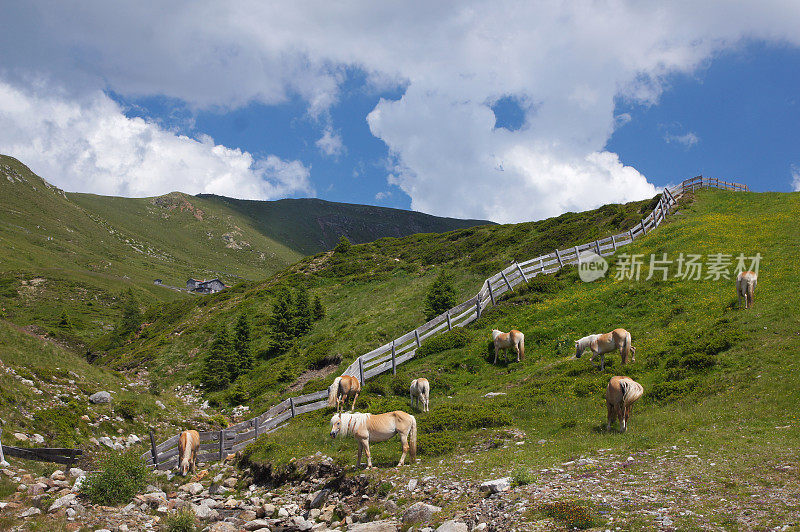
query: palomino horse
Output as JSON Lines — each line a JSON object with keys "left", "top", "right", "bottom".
{"left": 606, "top": 376, "right": 644, "bottom": 432}
{"left": 329, "top": 411, "right": 417, "bottom": 468}
{"left": 410, "top": 378, "right": 430, "bottom": 412}
{"left": 575, "top": 328, "right": 635, "bottom": 371}
{"left": 328, "top": 375, "right": 361, "bottom": 412}
{"left": 491, "top": 329, "right": 525, "bottom": 364}
{"left": 178, "top": 429, "right": 200, "bottom": 476}
{"left": 737, "top": 271, "right": 758, "bottom": 309}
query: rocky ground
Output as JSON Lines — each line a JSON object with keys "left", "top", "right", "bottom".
{"left": 0, "top": 440, "right": 798, "bottom": 531}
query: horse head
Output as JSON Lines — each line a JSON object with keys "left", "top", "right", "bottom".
{"left": 574, "top": 340, "right": 582, "bottom": 358}
{"left": 330, "top": 413, "right": 342, "bottom": 438}
{"left": 179, "top": 459, "right": 191, "bottom": 476}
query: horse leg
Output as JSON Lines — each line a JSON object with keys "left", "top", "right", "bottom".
{"left": 356, "top": 442, "right": 363, "bottom": 468}
{"left": 350, "top": 392, "right": 359, "bottom": 412}
{"left": 607, "top": 402, "right": 614, "bottom": 431}
{"left": 398, "top": 432, "right": 409, "bottom": 467}
{"left": 424, "top": 395, "right": 429, "bottom": 413}
{"left": 600, "top": 353, "right": 605, "bottom": 371}
{"left": 363, "top": 439, "right": 373, "bottom": 468}
{"left": 493, "top": 345, "right": 499, "bottom": 364}
{"left": 515, "top": 344, "right": 520, "bottom": 362}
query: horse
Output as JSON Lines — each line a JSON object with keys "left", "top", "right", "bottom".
{"left": 329, "top": 411, "right": 417, "bottom": 468}
{"left": 178, "top": 429, "right": 200, "bottom": 476}
{"left": 575, "top": 328, "right": 635, "bottom": 371}
{"left": 410, "top": 378, "right": 430, "bottom": 412}
{"left": 491, "top": 329, "right": 525, "bottom": 364}
{"left": 737, "top": 271, "right": 758, "bottom": 309}
{"left": 328, "top": 375, "right": 361, "bottom": 413}
{"left": 606, "top": 376, "right": 644, "bottom": 432}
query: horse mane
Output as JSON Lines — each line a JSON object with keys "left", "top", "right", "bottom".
{"left": 336, "top": 412, "right": 370, "bottom": 437}
{"left": 576, "top": 334, "right": 598, "bottom": 351}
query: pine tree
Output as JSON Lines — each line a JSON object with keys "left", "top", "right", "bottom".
{"left": 423, "top": 271, "right": 457, "bottom": 321}
{"left": 120, "top": 289, "right": 142, "bottom": 335}
{"left": 58, "top": 310, "right": 72, "bottom": 330}
{"left": 232, "top": 314, "right": 253, "bottom": 378}
{"left": 201, "top": 326, "right": 233, "bottom": 391}
{"left": 266, "top": 289, "right": 295, "bottom": 356}
{"left": 334, "top": 235, "right": 351, "bottom": 253}
{"left": 292, "top": 287, "right": 313, "bottom": 335}
{"left": 312, "top": 295, "right": 326, "bottom": 321}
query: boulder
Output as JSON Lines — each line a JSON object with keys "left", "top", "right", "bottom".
{"left": 209, "top": 523, "right": 239, "bottom": 532}
{"left": 19, "top": 506, "right": 42, "bottom": 517}
{"left": 479, "top": 477, "right": 511, "bottom": 494}
{"left": 243, "top": 519, "right": 273, "bottom": 530}
{"left": 12, "top": 433, "right": 28, "bottom": 442}
{"left": 179, "top": 482, "right": 204, "bottom": 495}
{"left": 402, "top": 502, "right": 441, "bottom": 524}
{"left": 89, "top": 391, "right": 111, "bottom": 404}
{"left": 436, "top": 521, "right": 469, "bottom": 532}
{"left": 309, "top": 488, "right": 330, "bottom": 509}
{"left": 291, "top": 515, "right": 313, "bottom": 530}
{"left": 192, "top": 503, "right": 219, "bottom": 520}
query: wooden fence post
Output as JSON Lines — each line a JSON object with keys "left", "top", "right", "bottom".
{"left": 554, "top": 249, "right": 563, "bottom": 268}
{"left": 475, "top": 297, "right": 481, "bottom": 319}
{"left": 289, "top": 397, "right": 296, "bottom": 417}
{"left": 611, "top": 234, "right": 617, "bottom": 251}
{"left": 149, "top": 428, "right": 158, "bottom": 469}
{"left": 641, "top": 219, "right": 647, "bottom": 235}
{"left": 515, "top": 262, "right": 528, "bottom": 283}
{"left": 595, "top": 240, "right": 601, "bottom": 255}
{"left": 414, "top": 330, "right": 421, "bottom": 349}
{"left": 628, "top": 228, "right": 634, "bottom": 241}
{"left": 391, "top": 340, "right": 396, "bottom": 375}
{"left": 487, "top": 282, "right": 495, "bottom": 306}
{"left": 446, "top": 311, "right": 452, "bottom": 330}
{"left": 0, "top": 427, "right": 7, "bottom": 466}
{"left": 254, "top": 417, "right": 260, "bottom": 440}
{"left": 218, "top": 429, "right": 225, "bottom": 461}
{"left": 358, "top": 357, "right": 365, "bottom": 384}
{"left": 574, "top": 245, "right": 580, "bottom": 262}
{"left": 500, "top": 271, "right": 513, "bottom": 291}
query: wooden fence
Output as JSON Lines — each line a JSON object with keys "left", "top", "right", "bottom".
{"left": 142, "top": 175, "right": 747, "bottom": 470}
{"left": 0, "top": 428, "right": 82, "bottom": 466}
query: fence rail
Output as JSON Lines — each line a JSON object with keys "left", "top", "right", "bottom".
{"left": 142, "top": 175, "right": 747, "bottom": 471}
{"left": 0, "top": 429, "right": 83, "bottom": 466}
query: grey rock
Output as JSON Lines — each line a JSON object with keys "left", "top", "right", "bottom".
{"left": 19, "top": 506, "right": 42, "bottom": 517}
{"left": 291, "top": 515, "right": 313, "bottom": 530}
{"left": 309, "top": 488, "right": 330, "bottom": 509}
{"left": 48, "top": 492, "right": 76, "bottom": 512}
{"left": 479, "top": 477, "right": 511, "bottom": 494}
{"left": 89, "top": 391, "right": 111, "bottom": 404}
{"left": 436, "top": 520, "right": 468, "bottom": 532}
{"left": 402, "top": 502, "right": 441, "bottom": 524}
{"left": 407, "top": 478, "right": 418, "bottom": 491}
{"left": 243, "top": 519, "right": 273, "bottom": 530}
{"left": 193, "top": 503, "right": 219, "bottom": 520}
{"left": 209, "top": 523, "right": 239, "bottom": 532}
{"left": 180, "top": 482, "right": 204, "bottom": 495}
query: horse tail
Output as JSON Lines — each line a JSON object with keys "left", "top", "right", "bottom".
{"left": 622, "top": 332, "right": 631, "bottom": 364}
{"left": 622, "top": 379, "right": 643, "bottom": 407}
{"left": 409, "top": 415, "right": 417, "bottom": 462}
{"left": 518, "top": 333, "right": 525, "bottom": 361}
{"left": 747, "top": 279, "right": 755, "bottom": 306}
{"left": 328, "top": 377, "right": 342, "bottom": 407}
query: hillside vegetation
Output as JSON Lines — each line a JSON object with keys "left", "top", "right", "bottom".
{"left": 0, "top": 154, "right": 487, "bottom": 349}
{"left": 92, "top": 193, "right": 659, "bottom": 411}
{"left": 238, "top": 189, "right": 800, "bottom": 529}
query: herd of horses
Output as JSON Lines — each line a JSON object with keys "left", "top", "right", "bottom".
{"left": 176, "top": 271, "right": 758, "bottom": 474}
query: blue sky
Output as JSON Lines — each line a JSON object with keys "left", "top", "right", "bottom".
{"left": 1, "top": 3, "right": 799, "bottom": 223}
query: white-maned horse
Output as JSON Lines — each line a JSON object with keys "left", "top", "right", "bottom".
{"left": 328, "top": 375, "right": 361, "bottom": 412}
{"left": 737, "top": 271, "right": 758, "bottom": 309}
{"left": 491, "top": 329, "right": 525, "bottom": 364}
{"left": 575, "top": 328, "right": 635, "bottom": 371}
{"left": 410, "top": 378, "right": 430, "bottom": 412}
{"left": 178, "top": 429, "right": 200, "bottom": 476}
{"left": 606, "top": 376, "right": 644, "bottom": 432}
{"left": 329, "top": 411, "right": 417, "bottom": 468}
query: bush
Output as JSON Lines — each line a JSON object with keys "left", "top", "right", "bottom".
{"left": 424, "top": 403, "right": 512, "bottom": 432}
{"left": 423, "top": 271, "right": 457, "bottom": 321}
{"left": 163, "top": 507, "right": 199, "bottom": 532}
{"left": 115, "top": 399, "right": 139, "bottom": 420}
{"left": 334, "top": 236, "right": 351, "bottom": 253}
{"left": 416, "top": 328, "right": 472, "bottom": 358}
{"left": 417, "top": 431, "right": 459, "bottom": 456}
{"left": 80, "top": 450, "right": 150, "bottom": 505}
{"left": 512, "top": 467, "right": 534, "bottom": 487}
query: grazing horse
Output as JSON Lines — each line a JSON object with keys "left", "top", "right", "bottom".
{"left": 575, "top": 328, "right": 635, "bottom": 371}
{"left": 410, "top": 378, "right": 430, "bottom": 412}
{"left": 491, "top": 329, "right": 525, "bottom": 364}
{"left": 606, "top": 376, "right": 644, "bottom": 432}
{"left": 329, "top": 411, "right": 417, "bottom": 468}
{"left": 737, "top": 271, "right": 758, "bottom": 309}
{"left": 178, "top": 429, "right": 200, "bottom": 476}
{"left": 328, "top": 375, "right": 361, "bottom": 412}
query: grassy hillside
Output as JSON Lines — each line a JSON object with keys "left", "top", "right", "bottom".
{"left": 94, "top": 194, "right": 659, "bottom": 411}
{"left": 0, "top": 154, "right": 488, "bottom": 349}
{"left": 238, "top": 189, "right": 800, "bottom": 528}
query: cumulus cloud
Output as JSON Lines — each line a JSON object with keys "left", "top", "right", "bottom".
{"left": 0, "top": 81, "right": 312, "bottom": 199}
{"left": 792, "top": 165, "right": 800, "bottom": 191}
{"left": 316, "top": 126, "right": 345, "bottom": 158}
{"left": 664, "top": 131, "right": 700, "bottom": 148}
{"left": 3, "top": 2, "right": 800, "bottom": 219}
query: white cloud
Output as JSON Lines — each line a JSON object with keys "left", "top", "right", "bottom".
{"left": 375, "top": 191, "right": 390, "bottom": 200}
{"left": 664, "top": 131, "right": 700, "bottom": 148}
{"left": 0, "top": 81, "right": 312, "bottom": 199}
{"left": 316, "top": 126, "right": 345, "bottom": 158}
{"left": 2, "top": 2, "right": 800, "bottom": 219}
{"left": 792, "top": 165, "right": 800, "bottom": 191}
